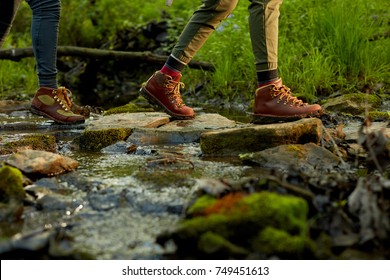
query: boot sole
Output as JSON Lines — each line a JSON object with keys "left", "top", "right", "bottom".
{"left": 252, "top": 110, "right": 324, "bottom": 125}
{"left": 139, "top": 87, "right": 195, "bottom": 120}
{"left": 30, "top": 106, "right": 85, "bottom": 125}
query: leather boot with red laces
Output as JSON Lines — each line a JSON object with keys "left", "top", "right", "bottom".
{"left": 253, "top": 78, "right": 323, "bottom": 124}
{"left": 140, "top": 71, "right": 195, "bottom": 120}
{"left": 30, "top": 87, "right": 85, "bottom": 124}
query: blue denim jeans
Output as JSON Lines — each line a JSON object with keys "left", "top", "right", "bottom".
{"left": 27, "top": 0, "right": 61, "bottom": 88}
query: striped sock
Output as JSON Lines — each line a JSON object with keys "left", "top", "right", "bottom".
{"left": 257, "top": 69, "right": 279, "bottom": 87}
{"left": 160, "top": 55, "right": 186, "bottom": 77}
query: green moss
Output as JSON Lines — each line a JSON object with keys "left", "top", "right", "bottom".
{"left": 322, "top": 93, "right": 382, "bottom": 115}
{"left": 187, "top": 195, "right": 217, "bottom": 216}
{"left": 368, "top": 111, "right": 390, "bottom": 121}
{"left": 75, "top": 128, "right": 132, "bottom": 151}
{"left": 252, "top": 226, "right": 315, "bottom": 257}
{"left": 0, "top": 134, "right": 57, "bottom": 155}
{"left": 133, "top": 169, "right": 192, "bottom": 188}
{"left": 198, "top": 231, "right": 249, "bottom": 256}
{"left": 104, "top": 102, "right": 153, "bottom": 116}
{"left": 356, "top": 169, "right": 368, "bottom": 177}
{"left": 176, "top": 191, "right": 309, "bottom": 244}
{"left": 350, "top": 93, "right": 381, "bottom": 107}
{"left": 0, "top": 165, "right": 25, "bottom": 203}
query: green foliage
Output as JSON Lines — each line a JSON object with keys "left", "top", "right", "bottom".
{"left": 0, "top": 0, "right": 388, "bottom": 103}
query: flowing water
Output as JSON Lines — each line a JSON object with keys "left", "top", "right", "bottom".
{"left": 0, "top": 108, "right": 254, "bottom": 259}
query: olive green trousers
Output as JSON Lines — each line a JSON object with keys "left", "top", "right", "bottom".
{"left": 171, "top": 0, "right": 283, "bottom": 72}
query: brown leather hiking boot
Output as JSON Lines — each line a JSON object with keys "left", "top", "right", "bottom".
{"left": 253, "top": 78, "right": 323, "bottom": 124}
{"left": 140, "top": 71, "right": 195, "bottom": 120}
{"left": 30, "top": 87, "right": 85, "bottom": 124}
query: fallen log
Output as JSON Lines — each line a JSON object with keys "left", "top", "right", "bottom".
{"left": 0, "top": 46, "right": 215, "bottom": 71}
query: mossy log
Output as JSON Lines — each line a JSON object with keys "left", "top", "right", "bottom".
{"left": 0, "top": 46, "right": 215, "bottom": 71}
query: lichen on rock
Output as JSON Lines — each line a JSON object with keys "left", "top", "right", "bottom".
{"left": 75, "top": 128, "right": 132, "bottom": 151}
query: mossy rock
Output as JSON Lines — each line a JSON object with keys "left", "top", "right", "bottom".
{"left": 198, "top": 231, "right": 249, "bottom": 257}
{"left": 75, "top": 128, "right": 132, "bottom": 151}
{"left": 104, "top": 102, "right": 153, "bottom": 116}
{"left": 322, "top": 93, "right": 382, "bottom": 115}
{"left": 133, "top": 169, "right": 193, "bottom": 188}
{"left": 187, "top": 195, "right": 217, "bottom": 216}
{"left": 0, "top": 165, "right": 25, "bottom": 203}
{"left": 252, "top": 227, "right": 315, "bottom": 258}
{"left": 169, "top": 191, "right": 311, "bottom": 258}
{"left": 0, "top": 134, "right": 57, "bottom": 155}
{"left": 200, "top": 118, "right": 322, "bottom": 156}
{"left": 368, "top": 111, "right": 390, "bottom": 121}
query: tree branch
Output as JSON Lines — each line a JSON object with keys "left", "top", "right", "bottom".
{"left": 0, "top": 46, "right": 215, "bottom": 71}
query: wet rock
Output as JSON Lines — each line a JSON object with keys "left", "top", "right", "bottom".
{"left": 75, "top": 112, "right": 172, "bottom": 151}
{"left": 36, "top": 193, "right": 80, "bottom": 211}
{"left": 0, "top": 134, "right": 57, "bottom": 155}
{"left": 30, "top": 177, "right": 61, "bottom": 191}
{"left": 322, "top": 93, "right": 382, "bottom": 116}
{"left": 128, "top": 114, "right": 237, "bottom": 145}
{"left": 58, "top": 171, "right": 96, "bottom": 192}
{"left": 159, "top": 191, "right": 314, "bottom": 259}
{"left": 104, "top": 102, "right": 154, "bottom": 115}
{"left": 101, "top": 141, "right": 132, "bottom": 154}
{"left": 5, "top": 149, "right": 79, "bottom": 178}
{"left": 0, "top": 165, "right": 25, "bottom": 203}
{"left": 343, "top": 121, "right": 390, "bottom": 142}
{"left": 86, "top": 112, "right": 170, "bottom": 131}
{"left": 88, "top": 189, "right": 122, "bottom": 211}
{"left": 240, "top": 143, "right": 341, "bottom": 173}
{"left": 200, "top": 118, "right": 322, "bottom": 156}
{"left": 0, "top": 229, "right": 52, "bottom": 256}
{"left": 75, "top": 128, "right": 132, "bottom": 151}
{"left": 124, "top": 188, "right": 185, "bottom": 215}
{"left": 0, "top": 100, "right": 30, "bottom": 114}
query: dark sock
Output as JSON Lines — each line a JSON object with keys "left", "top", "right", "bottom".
{"left": 160, "top": 55, "right": 186, "bottom": 77}
{"left": 257, "top": 69, "right": 279, "bottom": 87}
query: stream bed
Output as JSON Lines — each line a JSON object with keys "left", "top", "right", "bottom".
{"left": 1, "top": 104, "right": 389, "bottom": 260}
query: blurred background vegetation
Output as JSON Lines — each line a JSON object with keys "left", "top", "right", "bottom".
{"left": 0, "top": 0, "right": 389, "bottom": 108}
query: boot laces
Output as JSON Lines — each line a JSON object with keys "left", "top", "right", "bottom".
{"left": 165, "top": 77, "right": 185, "bottom": 108}
{"left": 272, "top": 85, "right": 304, "bottom": 107}
{"left": 53, "top": 87, "right": 73, "bottom": 111}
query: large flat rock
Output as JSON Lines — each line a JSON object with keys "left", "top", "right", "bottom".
{"left": 200, "top": 118, "right": 323, "bottom": 156}
{"left": 86, "top": 112, "right": 171, "bottom": 131}
{"left": 127, "top": 113, "right": 237, "bottom": 145}
{"left": 240, "top": 143, "right": 341, "bottom": 173}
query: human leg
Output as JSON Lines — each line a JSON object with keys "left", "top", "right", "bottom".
{"left": 141, "top": 0, "right": 239, "bottom": 119}
{"left": 27, "top": 0, "right": 60, "bottom": 88}
{"left": 249, "top": 0, "right": 322, "bottom": 123}
{"left": 27, "top": 0, "right": 84, "bottom": 123}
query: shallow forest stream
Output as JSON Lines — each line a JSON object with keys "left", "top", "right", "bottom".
{"left": 0, "top": 101, "right": 389, "bottom": 260}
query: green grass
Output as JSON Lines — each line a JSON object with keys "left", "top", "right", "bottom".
{"left": 0, "top": 0, "right": 389, "bottom": 103}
